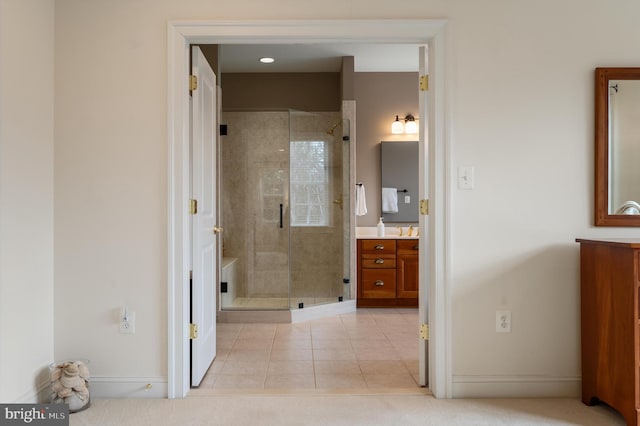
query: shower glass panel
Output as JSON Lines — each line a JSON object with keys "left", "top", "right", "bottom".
{"left": 289, "top": 110, "right": 351, "bottom": 308}
{"left": 220, "top": 110, "right": 350, "bottom": 310}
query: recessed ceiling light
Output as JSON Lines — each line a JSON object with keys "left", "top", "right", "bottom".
{"left": 259, "top": 57, "right": 275, "bottom": 64}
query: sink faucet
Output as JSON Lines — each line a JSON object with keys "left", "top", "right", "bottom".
{"left": 408, "top": 226, "right": 414, "bottom": 237}
{"left": 396, "top": 226, "right": 404, "bottom": 237}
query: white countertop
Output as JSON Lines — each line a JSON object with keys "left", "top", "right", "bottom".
{"left": 356, "top": 226, "right": 419, "bottom": 239}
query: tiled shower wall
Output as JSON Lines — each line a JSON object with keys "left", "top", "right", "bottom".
{"left": 221, "top": 111, "right": 346, "bottom": 305}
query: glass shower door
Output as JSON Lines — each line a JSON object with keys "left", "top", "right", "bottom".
{"left": 220, "top": 111, "right": 290, "bottom": 310}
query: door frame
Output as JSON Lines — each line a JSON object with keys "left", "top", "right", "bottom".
{"left": 167, "top": 19, "right": 451, "bottom": 399}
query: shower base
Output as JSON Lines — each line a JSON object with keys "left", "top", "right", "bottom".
{"left": 218, "top": 300, "right": 356, "bottom": 324}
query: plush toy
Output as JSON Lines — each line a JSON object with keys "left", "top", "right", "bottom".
{"left": 50, "top": 360, "right": 90, "bottom": 412}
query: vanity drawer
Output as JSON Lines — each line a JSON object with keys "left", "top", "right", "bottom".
{"left": 361, "top": 269, "right": 396, "bottom": 298}
{"left": 397, "top": 239, "right": 419, "bottom": 254}
{"left": 361, "top": 254, "right": 396, "bottom": 269}
{"left": 360, "top": 239, "right": 396, "bottom": 255}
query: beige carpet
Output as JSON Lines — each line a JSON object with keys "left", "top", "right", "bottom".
{"left": 69, "top": 393, "right": 625, "bottom": 425}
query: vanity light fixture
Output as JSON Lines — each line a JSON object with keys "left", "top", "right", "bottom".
{"left": 259, "top": 57, "right": 275, "bottom": 64}
{"left": 391, "top": 115, "right": 404, "bottom": 134}
{"left": 391, "top": 114, "right": 419, "bottom": 135}
{"left": 404, "top": 114, "right": 418, "bottom": 134}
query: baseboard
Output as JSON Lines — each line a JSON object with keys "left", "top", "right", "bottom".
{"left": 452, "top": 375, "right": 581, "bottom": 398}
{"left": 89, "top": 377, "right": 168, "bottom": 398}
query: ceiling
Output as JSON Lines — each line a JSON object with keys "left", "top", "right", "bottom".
{"left": 218, "top": 43, "right": 421, "bottom": 73}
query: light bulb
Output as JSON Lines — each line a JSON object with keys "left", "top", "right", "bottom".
{"left": 391, "top": 115, "right": 404, "bottom": 134}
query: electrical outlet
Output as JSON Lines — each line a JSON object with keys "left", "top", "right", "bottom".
{"left": 119, "top": 307, "right": 135, "bottom": 334}
{"left": 496, "top": 310, "right": 511, "bottom": 333}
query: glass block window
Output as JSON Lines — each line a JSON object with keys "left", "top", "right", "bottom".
{"left": 290, "top": 140, "right": 330, "bottom": 227}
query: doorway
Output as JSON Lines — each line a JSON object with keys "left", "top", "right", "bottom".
{"left": 168, "top": 19, "right": 450, "bottom": 399}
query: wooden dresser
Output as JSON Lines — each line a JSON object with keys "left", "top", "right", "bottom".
{"left": 357, "top": 238, "right": 418, "bottom": 307}
{"left": 577, "top": 238, "right": 640, "bottom": 426}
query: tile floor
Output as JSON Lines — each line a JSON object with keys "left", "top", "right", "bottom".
{"left": 198, "top": 308, "right": 421, "bottom": 390}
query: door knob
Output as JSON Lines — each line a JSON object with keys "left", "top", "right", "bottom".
{"left": 213, "top": 226, "right": 223, "bottom": 234}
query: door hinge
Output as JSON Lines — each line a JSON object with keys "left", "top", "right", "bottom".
{"left": 419, "top": 75, "right": 429, "bottom": 91}
{"left": 189, "top": 199, "right": 198, "bottom": 215}
{"left": 420, "top": 199, "right": 429, "bottom": 215}
{"left": 190, "top": 323, "right": 199, "bottom": 340}
{"left": 420, "top": 323, "right": 429, "bottom": 340}
{"left": 189, "top": 75, "right": 198, "bottom": 91}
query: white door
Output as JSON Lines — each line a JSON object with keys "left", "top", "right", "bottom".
{"left": 190, "top": 46, "right": 218, "bottom": 387}
{"left": 418, "top": 45, "right": 429, "bottom": 388}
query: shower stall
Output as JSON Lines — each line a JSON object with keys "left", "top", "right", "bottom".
{"left": 220, "top": 110, "right": 352, "bottom": 311}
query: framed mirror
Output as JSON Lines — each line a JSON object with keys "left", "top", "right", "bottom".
{"left": 595, "top": 67, "right": 640, "bottom": 226}
{"left": 380, "top": 141, "right": 419, "bottom": 223}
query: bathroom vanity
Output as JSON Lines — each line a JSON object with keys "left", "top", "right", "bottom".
{"left": 577, "top": 238, "right": 640, "bottom": 426}
{"left": 356, "top": 231, "right": 419, "bottom": 307}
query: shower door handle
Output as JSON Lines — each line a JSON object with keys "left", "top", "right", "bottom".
{"left": 279, "top": 203, "right": 283, "bottom": 229}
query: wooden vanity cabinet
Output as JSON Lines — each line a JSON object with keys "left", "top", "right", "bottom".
{"left": 357, "top": 239, "right": 418, "bottom": 307}
{"left": 577, "top": 238, "right": 640, "bottom": 426}
{"left": 397, "top": 240, "right": 419, "bottom": 299}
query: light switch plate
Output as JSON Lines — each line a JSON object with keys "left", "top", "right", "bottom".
{"left": 458, "top": 166, "right": 475, "bottom": 190}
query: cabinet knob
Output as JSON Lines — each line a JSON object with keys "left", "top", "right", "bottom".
{"left": 374, "top": 244, "right": 384, "bottom": 250}
{"left": 374, "top": 280, "right": 385, "bottom": 286}
{"left": 374, "top": 258, "right": 385, "bottom": 264}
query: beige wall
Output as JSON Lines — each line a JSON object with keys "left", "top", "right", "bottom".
{"left": 0, "top": 0, "right": 55, "bottom": 402}
{"left": 1, "top": 0, "right": 631, "bottom": 399}
{"left": 354, "top": 72, "right": 419, "bottom": 226}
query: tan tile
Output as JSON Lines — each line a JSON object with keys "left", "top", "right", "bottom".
{"left": 273, "top": 337, "right": 312, "bottom": 350}
{"left": 237, "top": 324, "right": 277, "bottom": 339}
{"left": 265, "top": 374, "right": 316, "bottom": 389}
{"left": 344, "top": 328, "right": 388, "bottom": 340}
{"left": 232, "top": 338, "right": 273, "bottom": 350}
{"left": 404, "top": 360, "right": 419, "bottom": 376}
{"left": 358, "top": 360, "right": 410, "bottom": 375}
{"left": 313, "top": 348, "right": 356, "bottom": 361}
{"left": 207, "top": 359, "right": 226, "bottom": 374}
{"left": 269, "top": 349, "right": 313, "bottom": 361}
{"left": 314, "top": 360, "right": 361, "bottom": 374}
{"left": 364, "top": 373, "right": 418, "bottom": 388}
{"left": 354, "top": 347, "right": 401, "bottom": 361}
{"left": 226, "top": 348, "right": 271, "bottom": 362}
{"left": 213, "top": 349, "right": 229, "bottom": 362}
{"left": 211, "top": 374, "right": 265, "bottom": 389}
{"left": 216, "top": 337, "right": 237, "bottom": 350}
{"left": 310, "top": 316, "right": 344, "bottom": 326}
{"left": 350, "top": 339, "right": 393, "bottom": 350}
{"left": 275, "top": 326, "right": 311, "bottom": 339}
{"left": 340, "top": 314, "right": 376, "bottom": 325}
{"left": 220, "top": 360, "right": 268, "bottom": 375}
{"left": 198, "top": 373, "right": 217, "bottom": 388}
{"left": 267, "top": 360, "right": 313, "bottom": 375}
{"left": 217, "top": 323, "right": 243, "bottom": 335}
{"left": 311, "top": 328, "right": 349, "bottom": 340}
{"left": 276, "top": 323, "right": 311, "bottom": 333}
{"left": 385, "top": 332, "right": 418, "bottom": 342}
{"left": 394, "top": 346, "right": 419, "bottom": 361}
{"left": 312, "top": 338, "right": 352, "bottom": 350}
{"left": 315, "top": 373, "right": 367, "bottom": 389}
